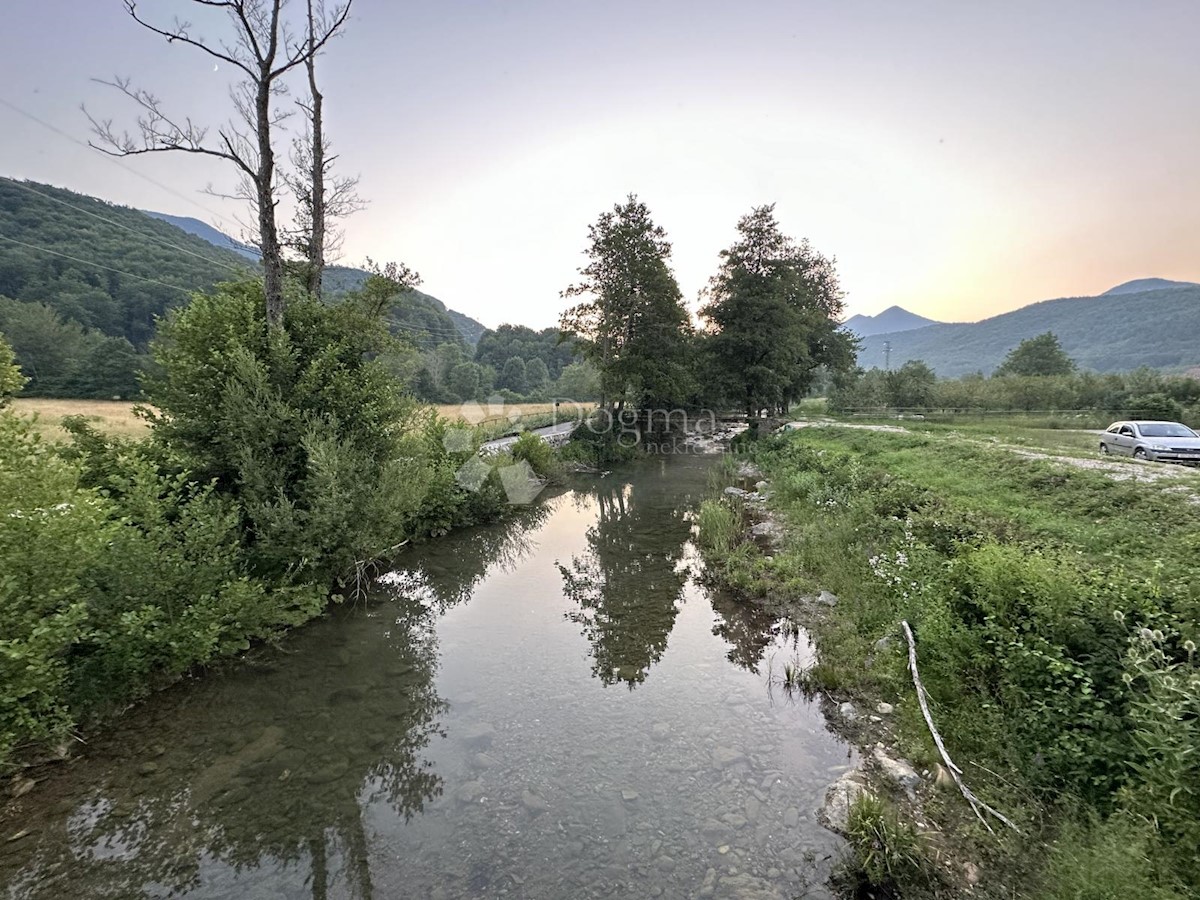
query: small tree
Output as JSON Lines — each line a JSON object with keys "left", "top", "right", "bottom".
{"left": 994, "top": 332, "right": 1075, "bottom": 377}
{"left": 884, "top": 360, "right": 937, "bottom": 409}
{"left": 448, "top": 361, "right": 481, "bottom": 401}
{"left": 525, "top": 358, "right": 550, "bottom": 395}
{"left": 701, "top": 205, "right": 854, "bottom": 416}
{"left": 0, "top": 332, "right": 25, "bottom": 402}
{"left": 561, "top": 195, "right": 692, "bottom": 411}
{"left": 500, "top": 357, "right": 528, "bottom": 394}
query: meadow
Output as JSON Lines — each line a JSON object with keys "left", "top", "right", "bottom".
{"left": 11, "top": 398, "right": 583, "bottom": 442}
{"left": 700, "top": 417, "right": 1200, "bottom": 898}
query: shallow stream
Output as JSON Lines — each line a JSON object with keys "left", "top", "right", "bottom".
{"left": 1, "top": 451, "right": 853, "bottom": 899}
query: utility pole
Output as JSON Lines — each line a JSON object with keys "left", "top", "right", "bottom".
{"left": 883, "top": 340, "right": 892, "bottom": 371}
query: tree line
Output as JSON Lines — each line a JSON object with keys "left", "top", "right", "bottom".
{"left": 560, "top": 195, "right": 856, "bottom": 419}
{"left": 831, "top": 331, "right": 1200, "bottom": 424}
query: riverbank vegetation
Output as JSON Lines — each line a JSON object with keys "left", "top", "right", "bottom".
{"left": 701, "top": 422, "right": 1199, "bottom": 897}
{"left": 832, "top": 333, "right": 1200, "bottom": 427}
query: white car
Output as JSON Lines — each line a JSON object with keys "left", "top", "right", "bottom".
{"left": 1099, "top": 420, "right": 1200, "bottom": 464}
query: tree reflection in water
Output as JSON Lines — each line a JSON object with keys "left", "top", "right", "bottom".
{"left": 0, "top": 503, "right": 555, "bottom": 900}
{"left": 558, "top": 477, "right": 694, "bottom": 687}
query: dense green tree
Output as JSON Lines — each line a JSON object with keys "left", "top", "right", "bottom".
{"left": 701, "top": 205, "right": 854, "bottom": 416}
{"left": 448, "top": 361, "right": 481, "bottom": 401}
{"left": 0, "top": 296, "right": 141, "bottom": 397}
{"left": 554, "top": 360, "right": 601, "bottom": 402}
{"left": 500, "top": 356, "right": 528, "bottom": 394}
{"left": 474, "top": 324, "right": 576, "bottom": 379}
{"left": 525, "top": 357, "right": 550, "bottom": 395}
{"left": 0, "top": 332, "right": 25, "bottom": 400}
{"left": 994, "top": 331, "right": 1076, "bottom": 377}
{"left": 560, "top": 195, "right": 693, "bottom": 411}
{"left": 884, "top": 359, "right": 937, "bottom": 408}
{"left": 0, "top": 178, "right": 250, "bottom": 348}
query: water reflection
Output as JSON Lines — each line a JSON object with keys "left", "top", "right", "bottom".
{"left": 1, "top": 461, "right": 851, "bottom": 900}
{"left": 1, "top": 505, "right": 555, "bottom": 900}
{"left": 558, "top": 472, "right": 696, "bottom": 687}
{"left": 710, "top": 590, "right": 806, "bottom": 674}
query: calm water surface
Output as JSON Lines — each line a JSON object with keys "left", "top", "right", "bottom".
{"left": 1, "top": 452, "right": 852, "bottom": 899}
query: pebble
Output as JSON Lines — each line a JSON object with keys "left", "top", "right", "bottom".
{"left": 521, "top": 790, "right": 550, "bottom": 815}
{"left": 876, "top": 702, "right": 895, "bottom": 715}
{"left": 621, "top": 789, "right": 639, "bottom": 802}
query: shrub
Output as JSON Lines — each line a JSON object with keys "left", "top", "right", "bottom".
{"left": 509, "top": 430, "right": 560, "bottom": 479}
{"left": 144, "top": 280, "right": 435, "bottom": 584}
{"left": 0, "top": 413, "right": 105, "bottom": 759}
{"left": 0, "top": 331, "right": 25, "bottom": 400}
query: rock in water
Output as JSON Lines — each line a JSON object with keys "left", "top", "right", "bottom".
{"left": 818, "top": 771, "right": 870, "bottom": 835}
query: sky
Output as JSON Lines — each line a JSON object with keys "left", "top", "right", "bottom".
{"left": 2, "top": 0, "right": 1199, "bottom": 330}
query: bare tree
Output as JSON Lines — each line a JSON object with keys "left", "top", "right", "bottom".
{"left": 282, "top": 0, "right": 364, "bottom": 299}
{"left": 85, "top": 0, "right": 353, "bottom": 328}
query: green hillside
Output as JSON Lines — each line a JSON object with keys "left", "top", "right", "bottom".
{"left": 324, "top": 265, "right": 484, "bottom": 346}
{"left": 857, "top": 284, "right": 1200, "bottom": 376}
{"left": 0, "top": 177, "right": 253, "bottom": 348}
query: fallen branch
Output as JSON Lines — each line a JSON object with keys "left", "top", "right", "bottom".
{"left": 901, "top": 620, "right": 1022, "bottom": 834}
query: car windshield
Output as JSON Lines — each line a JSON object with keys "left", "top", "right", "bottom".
{"left": 1139, "top": 423, "right": 1198, "bottom": 438}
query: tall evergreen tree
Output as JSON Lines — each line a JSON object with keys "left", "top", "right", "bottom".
{"left": 701, "top": 205, "right": 854, "bottom": 416}
{"left": 560, "top": 195, "right": 693, "bottom": 411}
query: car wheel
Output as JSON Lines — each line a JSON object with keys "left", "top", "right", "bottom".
{"left": 1134, "top": 447, "right": 1148, "bottom": 460}
{"left": 1099, "top": 443, "right": 1109, "bottom": 455}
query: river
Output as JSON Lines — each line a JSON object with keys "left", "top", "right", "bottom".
{"left": 1, "top": 450, "right": 853, "bottom": 900}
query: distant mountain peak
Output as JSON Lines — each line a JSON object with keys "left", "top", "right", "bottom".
{"left": 843, "top": 305, "right": 941, "bottom": 337}
{"left": 1102, "top": 277, "right": 1199, "bottom": 296}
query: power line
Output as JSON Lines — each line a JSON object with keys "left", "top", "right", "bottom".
{"left": 4, "top": 178, "right": 248, "bottom": 274}
{"left": 0, "top": 234, "right": 196, "bottom": 296}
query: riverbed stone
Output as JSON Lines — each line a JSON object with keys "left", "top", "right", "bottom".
{"left": 744, "top": 796, "right": 761, "bottom": 823}
{"left": 455, "top": 780, "right": 485, "bottom": 804}
{"left": 521, "top": 790, "right": 550, "bottom": 815}
{"left": 838, "top": 702, "right": 858, "bottom": 722}
{"left": 818, "top": 771, "right": 869, "bottom": 835}
{"left": 621, "top": 789, "right": 639, "bottom": 802}
{"left": 876, "top": 702, "right": 895, "bottom": 715}
{"left": 712, "top": 746, "right": 747, "bottom": 768}
{"left": 459, "top": 723, "right": 497, "bottom": 749}
{"left": 872, "top": 746, "right": 921, "bottom": 798}
{"left": 702, "top": 818, "right": 735, "bottom": 843}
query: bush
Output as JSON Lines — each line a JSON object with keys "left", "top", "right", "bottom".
{"left": 144, "top": 280, "right": 435, "bottom": 584}
{"left": 0, "top": 331, "right": 24, "bottom": 400}
{"left": 0, "top": 413, "right": 104, "bottom": 758}
{"left": 509, "top": 430, "right": 560, "bottom": 479}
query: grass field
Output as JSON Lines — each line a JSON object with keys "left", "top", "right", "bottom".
{"left": 700, "top": 418, "right": 1200, "bottom": 898}
{"left": 9, "top": 398, "right": 151, "bottom": 439}
{"left": 9, "top": 398, "right": 589, "bottom": 442}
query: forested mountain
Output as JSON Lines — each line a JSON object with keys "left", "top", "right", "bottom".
{"left": 141, "top": 210, "right": 261, "bottom": 260}
{"left": 0, "top": 177, "right": 253, "bottom": 347}
{"left": 0, "top": 178, "right": 490, "bottom": 397}
{"left": 323, "top": 266, "right": 485, "bottom": 346}
{"left": 857, "top": 282, "right": 1200, "bottom": 376}
{"left": 842, "top": 305, "right": 941, "bottom": 336}
{"left": 1102, "top": 277, "right": 1199, "bottom": 295}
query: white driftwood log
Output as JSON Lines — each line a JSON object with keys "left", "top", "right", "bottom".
{"left": 901, "top": 620, "right": 1021, "bottom": 834}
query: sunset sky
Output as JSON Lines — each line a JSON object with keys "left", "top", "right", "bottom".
{"left": 3, "top": 0, "right": 1198, "bottom": 329}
